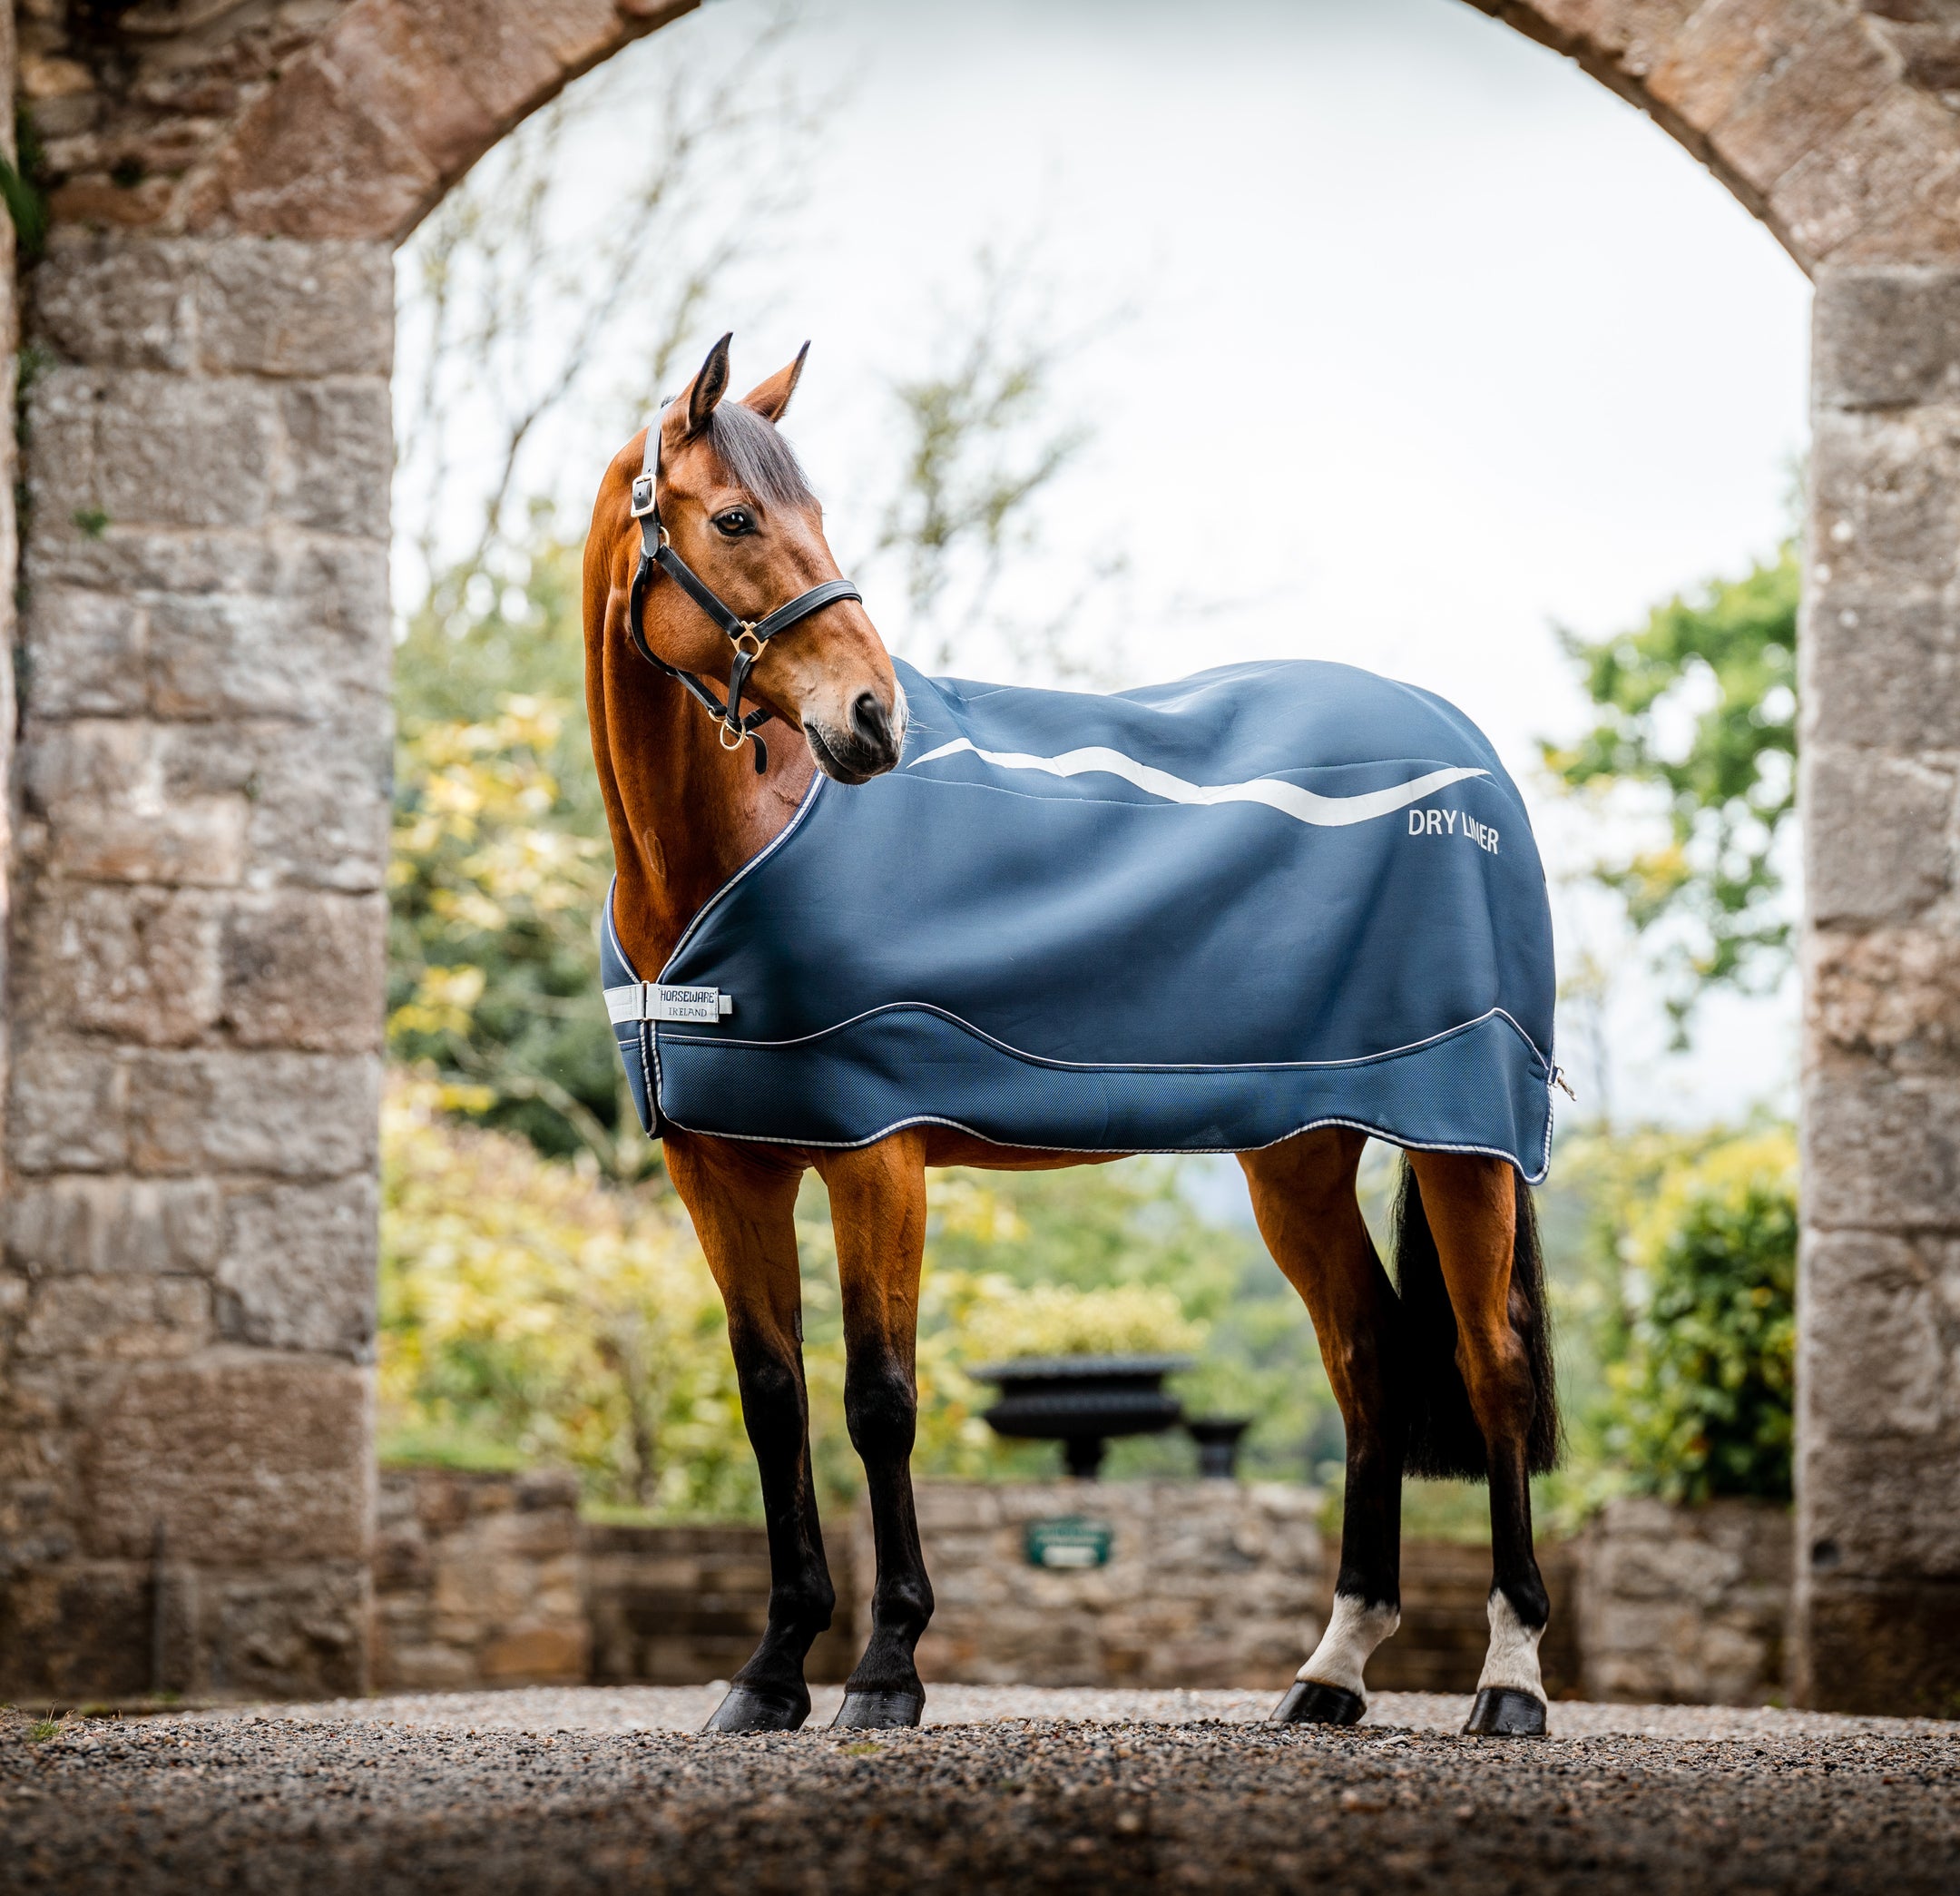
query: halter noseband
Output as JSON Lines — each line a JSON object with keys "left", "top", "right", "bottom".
{"left": 624, "top": 402, "right": 863, "bottom": 773}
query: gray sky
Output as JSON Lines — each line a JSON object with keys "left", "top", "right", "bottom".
{"left": 424, "top": 0, "right": 1813, "bottom": 1125}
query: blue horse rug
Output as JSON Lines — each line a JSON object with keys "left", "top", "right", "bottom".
{"left": 604, "top": 656, "right": 1558, "bottom": 1180}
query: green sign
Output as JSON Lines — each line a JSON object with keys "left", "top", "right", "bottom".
{"left": 1024, "top": 1517, "right": 1114, "bottom": 1570}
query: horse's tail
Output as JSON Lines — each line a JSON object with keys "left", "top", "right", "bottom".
{"left": 1392, "top": 1159, "right": 1560, "bottom": 1480}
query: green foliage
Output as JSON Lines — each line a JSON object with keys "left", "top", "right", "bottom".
{"left": 1544, "top": 543, "right": 1798, "bottom": 1040}
{"left": 956, "top": 1282, "right": 1203, "bottom": 1363}
{"left": 379, "top": 1077, "right": 758, "bottom": 1516}
{"left": 387, "top": 540, "right": 640, "bottom": 1176}
{"left": 1578, "top": 1126, "right": 1797, "bottom": 1504}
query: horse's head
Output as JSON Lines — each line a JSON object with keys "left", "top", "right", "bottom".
{"left": 641, "top": 334, "right": 905, "bottom": 784}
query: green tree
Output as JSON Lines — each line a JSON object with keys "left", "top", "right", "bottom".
{"left": 1578, "top": 1127, "right": 1797, "bottom": 1504}
{"left": 1544, "top": 542, "right": 1799, "bottom": 1042}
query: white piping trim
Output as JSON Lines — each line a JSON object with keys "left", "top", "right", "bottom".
{"left": 662, "top": 998, "right": 1551, "bottom": 1079}
{"left": 908, "top": 738, "right": 1490, "bottom": 830}
{"left": 656, "top": 770, "right": 828, "bottom": 979}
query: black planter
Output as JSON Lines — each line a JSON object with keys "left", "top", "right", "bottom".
{"left": 1184, "top": 1415, "right": 1253, "bottom": 1479}
{"left": 971, "top": 1354, "right": 1191, "bottom": 1478}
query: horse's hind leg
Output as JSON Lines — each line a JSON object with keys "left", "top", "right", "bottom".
{"left": 1240, "top": 1128, "right": 1405, "bottom": 1724}
{"left": 816, "top": 1132, "right": 933, "bottom": 1729}
{"left": 1406, "top": 1150, "right": 1552, "bottom": 1737}
{"left": 665, "top": 1134, "right": 835, "bottom": 1734}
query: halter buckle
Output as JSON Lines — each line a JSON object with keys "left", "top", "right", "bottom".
{"left": 629, "top": 475, "right": 657, "bottom": 518}
{"left": 719, "top": 719, "right": 750, "bottom": 752}
{"left": 730, "top": 625, "right": 763, "bottom": 659}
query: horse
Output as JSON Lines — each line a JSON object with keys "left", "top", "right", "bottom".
{"left": 582, "top": 334, "right": 1560, "bottom": 1739}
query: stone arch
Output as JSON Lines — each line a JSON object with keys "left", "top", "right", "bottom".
{"left": 5, "top": 0, "right": 1957, "bottom": 1711}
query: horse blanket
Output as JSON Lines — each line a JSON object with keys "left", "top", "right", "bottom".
{"left": 603, "top": 656, "right": 1558, "bottom": 1179}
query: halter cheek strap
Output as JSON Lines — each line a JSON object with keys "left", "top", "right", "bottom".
{"left": 624, "top": 402, "right": 863, "bottom": 773}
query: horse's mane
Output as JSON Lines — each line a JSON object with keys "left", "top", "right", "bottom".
{"left": 706, "top": 400, "right": 815, "bottom": 512}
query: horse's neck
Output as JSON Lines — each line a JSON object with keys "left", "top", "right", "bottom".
{"left": 602, "top": 665, "right": 815, "bottom": 977}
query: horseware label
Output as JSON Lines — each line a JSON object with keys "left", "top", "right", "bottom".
{"left": 605, "top": 983, "right": 732, "bottom": 1025}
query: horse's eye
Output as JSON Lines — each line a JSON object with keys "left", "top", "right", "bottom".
{"left": 713, "top": 508, "right": 755, "bottom": 536}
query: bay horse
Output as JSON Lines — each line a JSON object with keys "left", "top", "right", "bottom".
{"left": 582, "top": 335, "right": 1559, "bottom": 1738}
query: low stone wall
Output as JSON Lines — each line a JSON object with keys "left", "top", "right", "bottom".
{"left": 367, "top": 1470, "right": 1781, "bottom": 1707}
{"left": 585, "top": 1521, "right": 856, "bottom": 1686}
{"left": 1573, "top": 1496, "right": 1793, "bottom": 1706}
{"left": 372, "top": 1468, "right": 587, "bottom": 1692}
{"left": 890, "top": 1480, "right": 1326, "bottom": 1689}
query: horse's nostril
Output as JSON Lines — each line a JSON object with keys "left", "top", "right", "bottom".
{"left": 851, "top": 691, "right": 894, "bottom": 754}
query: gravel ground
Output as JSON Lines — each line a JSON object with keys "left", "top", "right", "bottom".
{"left": 5, "top": 1686, "right": 1957, "bottom": 1893}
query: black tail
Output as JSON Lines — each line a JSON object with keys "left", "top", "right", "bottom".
{"left": 1391, "top": 1160, "right": 1560, "bottom": 1481}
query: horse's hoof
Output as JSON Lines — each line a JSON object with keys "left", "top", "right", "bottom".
{"left": 1272, "top": 1680, "right": 1366, "bottom": 1726}
{"left": 703, "top": 1686, "right": 809, "bottom": 1734}
{"left": 1463, "top": 1687, "right": 1546, "bottom": 1737}
{"left": 830, "top": 1689, "right": 925, "bottom": 1730}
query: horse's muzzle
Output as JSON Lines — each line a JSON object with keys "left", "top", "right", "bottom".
{"left": 808, "top": 689, "right": 905, "bottom": 784}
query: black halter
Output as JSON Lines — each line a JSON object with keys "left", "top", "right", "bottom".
{"left": 624, "top": 403, "right": 863, "bottom": 773}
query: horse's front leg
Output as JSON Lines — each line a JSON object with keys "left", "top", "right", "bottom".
{"left": 815, "top": 1132, "right": 933, "bottom": 1729}
{"left": 665, "top": 1132, "right": 835, "bottom": 1734}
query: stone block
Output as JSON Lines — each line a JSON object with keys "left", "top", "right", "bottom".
{"left": 1802, "top": 746, "right": 1952, "bottom": 925}
{"left": 240, "top": 722, "right": 393, "bottom": 893}
{"left": 274, "top": 380, "right": 392, "bottom": 539}
{"left": 1801, "top": 582, "right": 1960, "bottom": 751}
{"left": 1803, "top": 1229, "right": 1957, "bottom": 1440}
{"left": 25, "top": 522, "right": 282, "bottom": 597}
{"left": 126, "top": 1048, "right": 381, "bottom": 1180}
{"left": 220, "top": 889, "right": 386, "bottom": 1052}
{"left": 1798, "top": 1576, "right": 1960, "bottom": 1715}
{"left": 24, "top": 585, "right": 147, "bottom": 717}
{"left": 1515, "top": 0, "right": 1700, "bottom": 78}
{"left": 33, "top": 230, "right": 196, "bottom": 370}
{"left": 16, "top": 1272, "right": 211, "bottom": 1361}
{"left": 1804, "top": 1057, "right": 1960, "bottom": 1228}
{"left": 0, "top": 1561, "right": 156, "bottom": 1701}
{"left": 81, "top": 1354, "right": 371, "bottom": 1567}
{"left": 21, "top": 717, "right": 250, "bottom": 888}
{"left": 1648, "top": 0, "right": 1896, "bottom": 192}
{"left": 6, "top": 1174, "right": 222, "bottom": 1276}
{"left": 192, "top": 1560, "right": 370, "bottom": 1701}
{"left": 20, "top": 883, "right": 223, "bottom": 1048}
{"left": 1773, "top": 85, "right": 1960, "bottom": 265}
{"left": 198, "top": 238, "right": 395, "bottom": 377}
{"left": 186, "top": 42, "right": 440, "bottom": 242}
{"left": 7, "top": 1036, "right": 129, "bottom": 1174}
{"left": 1814, "top": 266, "right": 1960, "bottom": 409}
{"left": 215, "top": 1174, "right": 377, "bottom": 1360}
{"left": 146, "top": 589, "right": 382, "bottom": 721}
{"left": 478, "top": 1624, "right": 588, "bottom": 1684}
{"left": 1802, "top": 1423, "right": 1960, "bottom": 1574}
{"left": 32, "top": 369, "right": 279, "bottom": 535}
{"left": 1809, "top": 923, "right": 1960, "bottom": 1071}
{"left": 1809, "top": 405, "right": 1960, "bottom": 592}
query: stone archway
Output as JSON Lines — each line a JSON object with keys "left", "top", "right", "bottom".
{"left": 1, "top": 0, "right": 1955, "bottom": 1712}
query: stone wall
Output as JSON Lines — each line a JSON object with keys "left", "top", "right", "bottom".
{"left": 0, "top": 227, "right": 393, "bottom": 1703}
{"left": 894, "top": 1481, "right": 1327, "bottom": 1691}
{"left": 372, "top": 1468, "right": 587, "bottom": 1692}
{"left": 585, "top": 1520, "right": 857, "bottom": 1687}
{"left": 1800, "top": 259, "right": 1960, "bottom": 1716}
{"left": 1573, "top": 1497, "right": 1793, "bottom": 1706}
{"left": 369, "top": 1475, "right": 1764, "bottom": 1706}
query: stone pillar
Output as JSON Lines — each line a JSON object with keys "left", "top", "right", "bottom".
{"left": 0, "top": 231, "right": 393, "bottom": 1702}
{"left": 1799, "top": 263, "right": 1960, "bottom": 1715}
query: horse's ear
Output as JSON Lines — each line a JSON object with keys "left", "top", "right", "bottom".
{"left": 741, "top": 342, "right": 810, "bottom": 425}
{"left": 682, "top": 332, "right": 733, "bottom": 437}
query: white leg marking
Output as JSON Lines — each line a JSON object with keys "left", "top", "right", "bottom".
{"left": 1476, "top": 1590, "right": 1545, "bottom": 1699}
{"left": 1297, "top": 1595, "right": 1401, "bottom": 1701}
